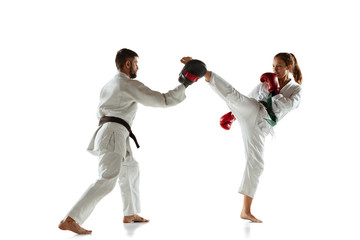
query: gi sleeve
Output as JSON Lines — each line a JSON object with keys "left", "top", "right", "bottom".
{"left": 126, "top": 80, "right": 186, "bottom": 108}
{"left": 272, "top": 85, "right": 302, "bottom": 111}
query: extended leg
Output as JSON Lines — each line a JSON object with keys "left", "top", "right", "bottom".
{"left": 67, "top": 151, "right": 121, "bottom": 224}
{"left": 59, "top": 151, "right": 122, "bottom": 234}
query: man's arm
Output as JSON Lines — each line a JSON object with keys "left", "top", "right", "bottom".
{"left": 125, "top": 80, "right": 186, "bottom": 108}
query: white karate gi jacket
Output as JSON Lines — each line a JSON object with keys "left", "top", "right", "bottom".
{"left": 248, "top": 79, "right": 302, "bottom": 123}
{"left": 88, "top": 72, "right": 186, "bottom": 155}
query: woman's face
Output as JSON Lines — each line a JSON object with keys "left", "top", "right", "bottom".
{"left": 273, "top": 57, "right": 290, "bottom": 80}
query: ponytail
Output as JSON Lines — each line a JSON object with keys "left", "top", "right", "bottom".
{"left": 274, "top": 52, "right": 303, "bottom": 85}
{"left": 289, "top": 53, "right": 302, "bottom": 85}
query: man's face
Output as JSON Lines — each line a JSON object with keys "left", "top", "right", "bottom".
{"left": 130, "top": 57, "right": 139, "bottom": 79}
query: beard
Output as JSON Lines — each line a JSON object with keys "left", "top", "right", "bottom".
{"left": 130, "top": 65, "right": 137, "bottom": 79}
{"left": 130, "top": 72, "right": 137, "bottom": 79}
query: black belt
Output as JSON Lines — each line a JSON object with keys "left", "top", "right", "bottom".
{"left": 99, "top": 116, "right": 140, "bottom": 148}
{"left": 259, "top": 92, "right": 278, "bottom": 127}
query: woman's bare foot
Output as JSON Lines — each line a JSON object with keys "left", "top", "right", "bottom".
{"left": 204, "top": 71, "right": 212, "bottom": 82}
{"left": 240, "top": 210, "right": 263, "bottom": 223}
{"left": 123, "top": 214, "right": 150, "bottom": 223}
{"left": 58, "top": 216, "right": 92, "bottom": 234}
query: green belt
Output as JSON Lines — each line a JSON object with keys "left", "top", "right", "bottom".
{"left": 259, "top": 92, "right": 278, "bottom": 127}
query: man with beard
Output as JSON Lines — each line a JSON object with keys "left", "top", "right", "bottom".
{"left": 58, "top": 48, "right": 192, "bottom": 234}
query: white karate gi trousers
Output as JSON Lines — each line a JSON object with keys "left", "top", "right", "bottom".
{"left": 209, "top": 73, "right": 271, "bottom": 198}
{"left": 67, "top": 123, "right": 140, "bottom": 225}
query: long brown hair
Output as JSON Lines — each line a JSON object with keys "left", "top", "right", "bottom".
{"left": 274, "top": 52, "right": 303, "bottom": 85}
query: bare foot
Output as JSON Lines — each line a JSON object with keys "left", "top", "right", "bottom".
{"left": 123, "top": 214, "right": 150, "bottom": 223}
{"left": 58, "top": 216, "right": 92, "bottom": 234}
{"left": 240, "top": 210, "right": 263, "bottom": 223}
{"left": 180, "top": 56, "right": 192, "bottom": 65}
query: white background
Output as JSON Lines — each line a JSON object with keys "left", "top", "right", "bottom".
{"left": 1, "top": 0, "right": 359, "bottom": 239}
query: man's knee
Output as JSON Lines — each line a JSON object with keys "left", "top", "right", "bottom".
{"left": 95, "top": 177, "right": 118, "bottom": 194}
{"left": 98, "top": 152, "right": 122, "bottom": 179}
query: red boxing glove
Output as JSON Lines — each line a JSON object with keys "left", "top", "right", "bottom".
{"left": 220, "top": 112, "right": 236, "bottom": 130}
{"left": 260, "top": 72, "right": 280, "bottom": 95}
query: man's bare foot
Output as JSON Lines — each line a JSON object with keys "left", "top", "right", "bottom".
{"left": 240, "top": 210, "right": 263, "bottom": 223}
{"left": 123, "top": 214, "right": 150, "bottom": 223}
{"left": 58, "top": 216, "right": 92, "bottom": 234}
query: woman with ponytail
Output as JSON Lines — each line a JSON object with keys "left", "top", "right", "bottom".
{"left": 275, "top": 52, "right": 302, "bottom": 85}
{"left": 181, "top": 53, "right": 302, "bottom": 223}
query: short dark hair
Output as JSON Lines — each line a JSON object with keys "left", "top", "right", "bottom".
{"left": 115, "top": 48, "right": 138, "bottom": 70}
